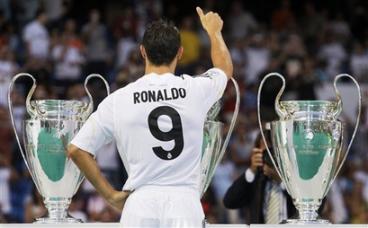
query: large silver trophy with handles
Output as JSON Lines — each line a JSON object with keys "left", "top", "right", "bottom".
{"left": 200, "top": 78, "right": 240, "bottom": 196}
{"left": 257, "top": 73, "right": 361, "bottom": 224}
{"left": 8, "top": 73, "right": 110, "bottom": 223}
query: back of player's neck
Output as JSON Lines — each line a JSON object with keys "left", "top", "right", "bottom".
{"left": 145, "top": 64, "right": 175, "bottom": 75}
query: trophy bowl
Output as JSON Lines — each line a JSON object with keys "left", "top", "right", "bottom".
{"left": 23, "top": 100, "right": 86, "bottom": 223}
{"left": 271, "top": 119, "right": 342, "bottom": 223}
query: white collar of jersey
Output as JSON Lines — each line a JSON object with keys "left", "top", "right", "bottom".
{"left": 145, "top": 72, "right": 174, "bottom": 77}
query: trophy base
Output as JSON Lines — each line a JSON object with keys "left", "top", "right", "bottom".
{"left": 34, "top": 216, "right": 82, "bottom": 224}
{"left": 282, "top": 219, "right": 330, "bottom": 224}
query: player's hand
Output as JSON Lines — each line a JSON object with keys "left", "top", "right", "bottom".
{"left": 107, "top": 190, "right": 131, "bottom": 211}
{"left": 250, "top": 148, "right": 263, "bottom": 173}
{"left": 196, "top": 6, "right": 223, "bottom": 35}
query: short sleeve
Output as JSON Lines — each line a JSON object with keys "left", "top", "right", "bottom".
{"left": 71, "top": 95, "right": 114, "bottom": 156}
{"left": 192, "top": 68, "right": 228, "bottom": 110}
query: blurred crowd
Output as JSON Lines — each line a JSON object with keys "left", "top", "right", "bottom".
{"left": 0, "top": 0, "right": 367, "bottom": 224}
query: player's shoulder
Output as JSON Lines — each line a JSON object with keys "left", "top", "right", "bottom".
{"left": 198, "top": 68, "right": 227, "bottom": 78}
{"left": 183, "top": 68, "right": 227, "bottom": 79}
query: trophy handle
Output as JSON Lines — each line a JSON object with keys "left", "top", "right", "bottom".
{"left": 201, "top": 78, "right": 240, "bottom": 196}
{"left": 257, "top": 72, "right": 287, "bottom": 181}
{"left": 83, "top": 74, "right": 110, "bottom": 117}
{"left": 259, "top": 72, "right": 287, "bottom": 118}
{"left": 7, "top": 73, "right": 38, "bottom": 175}
{"left": 217, "top": 77, "right": 240, "bottom": 169}
{"left": 330, "top": 74, "right": 361, "bottom": 185}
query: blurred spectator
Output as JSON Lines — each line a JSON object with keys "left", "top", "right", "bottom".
{"left": 112, "top": 7, "right": 138, "bottom": 41}
{"left": 22, "top": 8, "right": 50, "bottom": 84}
{"left": 318, "top": 32, "right": 347, "bottom": 79}
{"left": 82, "top": 9, "right": 110, "bottom": 76}
{"left": 350, "top": 42, "right": 368, "bottom": 82}
{"left": 282, "top": 34, "right": 306, "bottom": 58}
{"left": 22, "top": 9, "right": 49, "bottom": 61}
{"left": 230, "top": 126, "right": 255, "bottom": 170}
{"left": 227, "top": 1, "right": 257, "bottom": 40}
{"left": 0, "top": 46, "right": 18, "bottom": 106}
{"left": 179, "top": 16, "right": 200, "bottom": 74}
{"left": 230, "top": 39, "right": 245, "bottom": 71}
{"left": 52, "top": 19, "right": 85, "bottom": 88}
{"left": 329, "top": 13, "right": 351, "bottom": 43}
{"left": 244, "top": 33, "right": 270, "bottom": 84}
{"left": 302, "top": 2, "right": 326, "bottom": 49}
{"left": 115, "top": 29, "right": 136, "bottom": 69}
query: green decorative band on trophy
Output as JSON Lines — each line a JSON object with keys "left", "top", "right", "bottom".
{"left": 37, "top": 128, "right": 68, "bottom": 181}
{"left": 257, "top": 73, "right": 361, "bottom": 224}
{"left": 293, "top": 123, "right": 333, "bottom": 180}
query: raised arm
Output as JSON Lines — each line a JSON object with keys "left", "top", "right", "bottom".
{"left": 197, "top": 7, "right": 233, "bottom": 79}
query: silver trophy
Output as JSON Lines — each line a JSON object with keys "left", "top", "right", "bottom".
{"left": 257, "top": 73, "right": 361, "bottom": 224}
{"left": 8, "top": 73, "right": 110, "bottom": 223}
{"left": 200, "top": 78, "right": 240, "bottom": 196}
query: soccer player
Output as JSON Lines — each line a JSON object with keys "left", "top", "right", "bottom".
{"left": 67, "top": 7, "right": 233, "bottom": 227}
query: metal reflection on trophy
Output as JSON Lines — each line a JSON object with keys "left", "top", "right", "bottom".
{"left": 257, "top": 73, "right": 361, "bottom": 224}
{"left": 8, "top": 73, "right": 110, "bottom": 223}
{"left": 200, "top": 78, "right": 240, "bottom": 196}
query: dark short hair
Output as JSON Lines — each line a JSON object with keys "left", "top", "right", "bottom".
{"left": 142, "top": 20, "right": 181, "bottom": 66}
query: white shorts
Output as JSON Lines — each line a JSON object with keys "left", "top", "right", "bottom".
{"left": 120, "top": 185, "right": 204, "bottom": 227}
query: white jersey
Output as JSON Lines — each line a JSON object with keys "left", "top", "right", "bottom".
{"left": 71, "top": 68, "right": 228, "bottom": 192}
